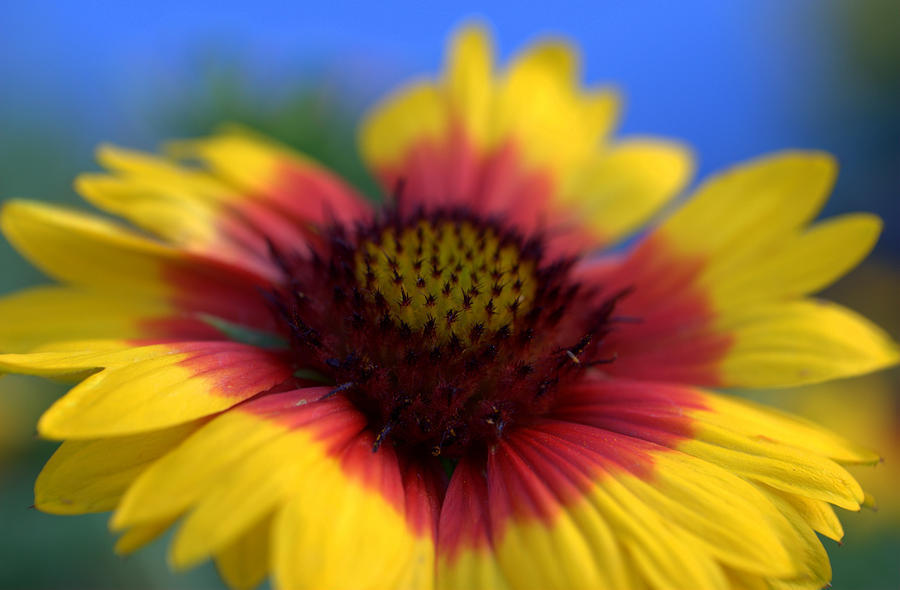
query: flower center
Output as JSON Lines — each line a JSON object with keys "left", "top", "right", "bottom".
{"left": 269, "top": 209, "right": 621, "bottom": 459}
{"left": 355, "top": 220, "right": 537, "bottom": 345}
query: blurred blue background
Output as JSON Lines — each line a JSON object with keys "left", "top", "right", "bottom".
{"left": 1, "top": 1, "right": 898, "bottom": 588}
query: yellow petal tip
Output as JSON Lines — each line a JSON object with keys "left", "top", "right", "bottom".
{"left": 861, "top": 492, "right": 878, "bottom": 511}
{"left": 168, "top": 534, "right": 211, "bottom": 572}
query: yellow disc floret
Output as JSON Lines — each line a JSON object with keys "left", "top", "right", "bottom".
{"left": 357, "top": 220, "right": 536, "bottom": 344}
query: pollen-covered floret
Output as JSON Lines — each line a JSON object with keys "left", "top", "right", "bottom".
{"left": 357, "top": 219, "right": 537, "bottom": 345}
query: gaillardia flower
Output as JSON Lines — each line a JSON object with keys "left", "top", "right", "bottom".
{"left": 1, "top": 25, "right": 897, "bottom": 590}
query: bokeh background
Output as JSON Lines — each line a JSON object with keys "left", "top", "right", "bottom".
{"left": 1, "top": 1, "right": 898, "bottom": 588}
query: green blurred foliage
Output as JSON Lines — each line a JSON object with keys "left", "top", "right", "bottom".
{"left": 0, "top": 121, "right": 85, "bottom": 295}
{"left": 158, "top": 60, "right": 381, "bottom": 200}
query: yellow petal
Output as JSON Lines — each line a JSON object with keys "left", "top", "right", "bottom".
{"left": 215, "top": 514, "right": 272, "bottom": 590}
{"left": 0, "top": 200, "right": 271, "bottom": 307}
{"left": 113, "top": 409, "right": 285, "bottom": 529}
{"left": 487, "top": 424, "right": 805, "bottom": 589}
{"left": 1, "top": 200, "right": 177, "bottom": 296}
{"left": 659, "top": 151, "right": 836, "bottom": 263}
{"left": 115, "top": 517, "right": 178, "bottom": 555}
{"left": 615, "top": 451, "right": 801, "bottom": 577}
{"left": 708, "top": 213, "right": 883, "bottom": 308}
{"left": 763, "top": 485, "right": 844, "bottom": 543}
{"left": 360, "top": 82, "right": 449, "bottom": 171}
{"left": 170, "top": 431, "right": 315, "bottom": 569}
{"left": 98, "top": 143, "right": 229, "bottom": 192}
{"left": 437, "top": 548, "right": 510, "bottom": 590}
{"left": 444, "top": 23, "right": 493, "bottom": 149}
{"left": 716, "top": 299, "right": 900, "bottom": 387}
{"left": 166, "top": 130, "right": 285, "bottom": 196}
{"left": 76, "top": 173, "right": 232, "bottom": 254}
{"left": 512, "top": 39, "right": 580, "bottom": 86}
{"left": 359, "top": 23, "right": 624, "bottom": 209}
{"left": 169, "top": 128, "right": 371, "bottom": 225}
{"left": 0, "top": 341, "right": 291, "bottom": 438}
{"left": 763, "top": 491, "right": 833, "bottom": 590}
{"left": 0, "top": 286, "right": 176, "bottom": 353}
{"left": 35, "top": 422, "right": 197, "bottom": 514}
{"left": 491, "top": 511, "right": 624, "bottom": 590}
{"left": 563, "top": 139, "right": 694, "bottom": 245}
{"left": 485, "top": 441, "right": 635, "bottom": 590}
{"left": 591, "top": 475, "right": 728, "bottom": 590}
{"left": 698, "top": 391, "right": 881, "bottom": 465}
{"left": 495, "top": 39, "right": 602, "bottom": 176}
{"left": 679, "top": 428, "right": 865, "bottom": 510}
{"left": 272, "top": 458, "right": 435, "bottom": 590}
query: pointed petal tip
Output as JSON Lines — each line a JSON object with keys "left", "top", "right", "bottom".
{"left": 94, "top": 142, "right": 126, "bottom": 163}
{"left": 451, "top": 19, "right": 492, "bottom": 41}
{"left": 109, "top": 510, "right": 129, "bottom": 532}
{"left": 861, "top": 492, "right": 878, "bottom": 511}
{"left": 36, "top": 411, "right": 65, "bottom": 442}
{"left": 168, "top": 537, "right": 206, "bottom": 573}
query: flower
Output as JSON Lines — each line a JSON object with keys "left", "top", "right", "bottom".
{"left": 1, "top": 24, "right": 898, "bottom": 590}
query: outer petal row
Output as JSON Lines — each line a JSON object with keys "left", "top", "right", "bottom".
{"left": 82, "top": 131, "right": 371, "bottom": 274}
{"left": 33, "top": 386, "right": 439, "bottom": 590}
{"left": 360, "top": 24, "right": 693, "bottom": 253}
{"left": 0, "top": 128, "right": 374, "bottom": 354}
{"left": 586, "top": 152, "right": 898, "bottom": 388}
{"left": 110, "top": 388, "right": 438, "bottom": 590}
{"left": 436, "top": 376, "right": 874, "bottom": 590}
{"left": 27, "top": 361, "right": 876, "bottom": 590}
{"left": 0, "top": 200, "right": 280, "bottom": 341}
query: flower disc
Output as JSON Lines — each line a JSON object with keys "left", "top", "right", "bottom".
{"left": 270, "top": 209, "right": 622, "bottom": 458}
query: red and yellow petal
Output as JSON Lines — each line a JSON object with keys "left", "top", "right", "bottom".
{"left": 1, "top": 200, "right": 279, "bottom": 333}
{"left": 110, "top": 389, "right": 438, "bottom": 590}
{"left": 435, "top": 418, "right": 814, "bottom": 589}
{"left": 436, "top": 456, "right": 509, "bottom": 590}
{"left": 555, "top": 377, "right": 877, "bottom": 475}
{"left": 83, "top": 132, "right": 369, "bottom": 278}
{"left": 77, "top": 148, "right": 298, "bottom": 276}
{"left": 0, "top": 286, "right": 224, "bottom": 353}
{"left": 90, "top": 128, "right": 372, "bottom": 270}
{"left": 360, "top": 24, "right": 691, "bottom": 253}
{"left": 554, "top": 377, "right": 875, "bottom": 513}
{"left": 437, "top": 376, "right": 874, "bottom": 590}
{"left": 587, "top": 152, "right": 899, "bottom": 387}
{"left": 167, "top": 129, "right": 372, "bottom": 230}
{"left": 0, "top": 341, "right": 293, "bottom": 438}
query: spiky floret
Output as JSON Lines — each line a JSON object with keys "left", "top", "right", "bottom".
{"left": 269, "top": 207, "right": 626, "bottom": 459}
